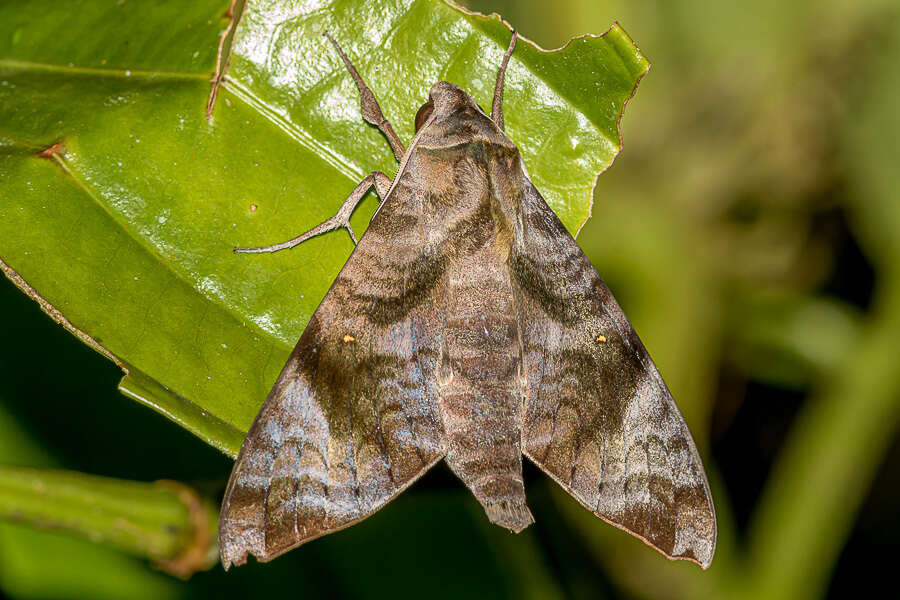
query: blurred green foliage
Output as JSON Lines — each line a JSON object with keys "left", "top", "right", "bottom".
{"left": 1, "top": 0, "right": 899, "bottom": 598}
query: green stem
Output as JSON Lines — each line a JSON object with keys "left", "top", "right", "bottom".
{"left": 0, "top": 466, "right": 217, "bottom": 578}
{"left": 742, "top": 275, "right": 900, "bottom": 600}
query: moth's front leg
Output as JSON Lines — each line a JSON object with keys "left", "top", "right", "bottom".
{"left": 234, "top": 171, "right": 392, "bottom": 253}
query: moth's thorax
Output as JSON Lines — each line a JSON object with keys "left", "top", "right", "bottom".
{"left": 394, "top": 82, "right": 526, "bottom": 255}
{"left": 399, "top": 126, "right": 524, "bottom": 257}
{"left": 416, "top": 81, "right": 517, "bottom": 152}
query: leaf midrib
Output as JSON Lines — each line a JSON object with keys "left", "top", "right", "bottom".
{"left": 0, "top": 59, "right": 209, "bottom": 80}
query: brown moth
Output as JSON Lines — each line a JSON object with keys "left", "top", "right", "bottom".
{"left": 220, "top": 30, "right": 717, "bottom": 570}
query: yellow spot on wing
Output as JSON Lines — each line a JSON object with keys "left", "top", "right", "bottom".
{"left": 595, "top": 334, "right": 607, "bottom": 343}
{"left": 343, "top": 334, "right": 355, "bottom": 343}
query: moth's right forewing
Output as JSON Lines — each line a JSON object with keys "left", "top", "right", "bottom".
{"left": 219, "top": 177, "right": 448, "bottom": 569}
{"left": 509, "top": 173, "right": 717, "bottom": 568}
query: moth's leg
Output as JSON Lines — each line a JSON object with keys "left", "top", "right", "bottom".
{"left": 324, "top": 32, "right": 406, "bottom": 163}
{"left": 371, "top": 170, "right": 392, "bottom": 198}
{"left": 490, "top": 31, "right": 518, "bottom": 131}
{"left": 234, "top": 171, "right": 392, "bottom": 253}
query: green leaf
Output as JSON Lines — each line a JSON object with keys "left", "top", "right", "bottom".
{"left": 0, "top": 0, "right": 648, "bottom": 456}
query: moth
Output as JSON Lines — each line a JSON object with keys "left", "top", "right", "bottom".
{"left": 220, "top": 30, "right": 716, "bottom": 570}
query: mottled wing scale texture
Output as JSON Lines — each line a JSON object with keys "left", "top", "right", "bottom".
{"left": 219, "top": 171, "right": 448, "bottom": 568}
{"left": 221, "top": 34, "right": 717, "bottom": 570}
{"left": 413, "top": 99, "right": 535, "bottom": 533}
{"left": 506, "top": 168, "right": 717, "bottom": 568}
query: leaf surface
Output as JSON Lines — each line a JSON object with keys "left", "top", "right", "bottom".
{"left": 0, "top": 0, "right": 648, "bottom": 455}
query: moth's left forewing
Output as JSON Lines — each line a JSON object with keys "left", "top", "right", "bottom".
{"left": 506, "top": 168, "right": 717, "bottom": 568}
{"left": 219, "top": 176, "right": 448, "bottom": 568}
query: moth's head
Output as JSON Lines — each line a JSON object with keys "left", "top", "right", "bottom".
{"left": 415, "top": 81, "right": 484, "bottom": 132}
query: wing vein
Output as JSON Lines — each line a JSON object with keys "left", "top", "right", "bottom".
{"left": 346, "top": 383, "right": 363, "bottom": 513}
{"left": 261, "top": 433, "right": 281, "bottom": 551}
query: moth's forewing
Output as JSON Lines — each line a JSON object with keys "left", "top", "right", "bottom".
{"left": 503, "top": 165, "right": 717, "bottom": 568}
{"left": 218, "top": 168, "right": 449, "bottom": 568}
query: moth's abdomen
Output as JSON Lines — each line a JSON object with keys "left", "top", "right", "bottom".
{"left": 437, "top": 239, "right": 533, "bottom": 532}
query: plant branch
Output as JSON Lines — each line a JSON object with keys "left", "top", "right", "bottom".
{"left": 0, "top": 466, "right": 217, "bottom": 578}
